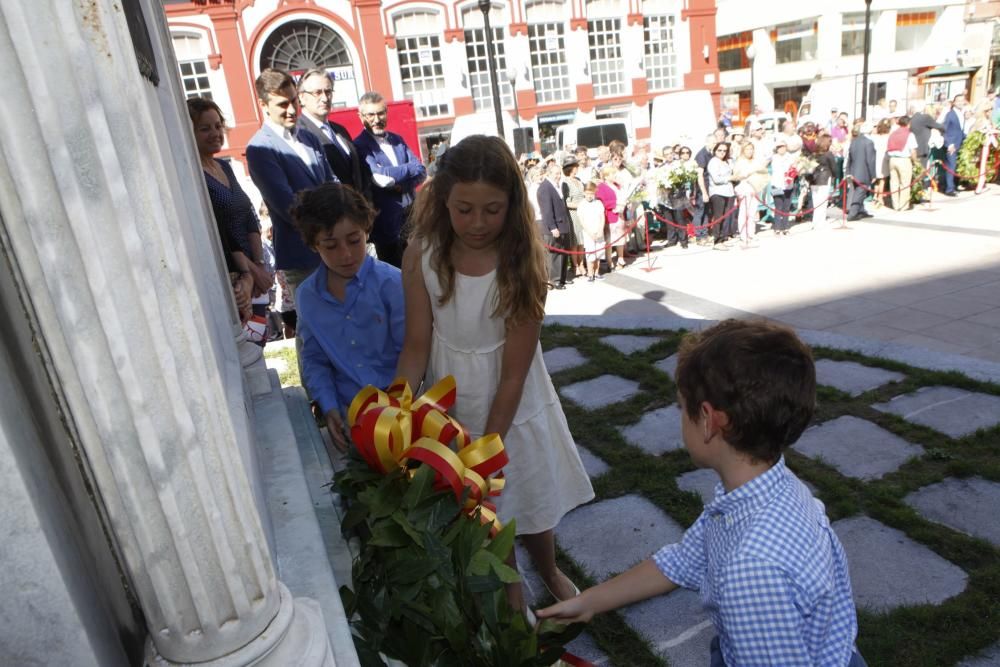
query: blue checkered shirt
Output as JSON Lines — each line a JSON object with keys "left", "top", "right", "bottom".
{"left": 654, "top": 457, "right": 858, "bottom": 666}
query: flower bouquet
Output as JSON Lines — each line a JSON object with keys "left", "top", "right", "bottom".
{"left": 783, "top": 164, "right": 799, "bottom": 189}
{"left": 335, "top": 376, "right": 583, "bottom": 666}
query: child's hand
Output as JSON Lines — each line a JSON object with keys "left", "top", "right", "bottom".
{"left": 535, "top": 594, "right": 594, "bottom": 625}
{"left": 324, "top": 409, "right": 349, "bottom": 452}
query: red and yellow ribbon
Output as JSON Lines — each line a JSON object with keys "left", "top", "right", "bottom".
{"left": 347, "top": 376, "right": 508, "bottom": 532}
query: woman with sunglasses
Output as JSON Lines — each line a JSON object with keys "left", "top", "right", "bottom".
{"left": 706, "top": 142, "right": 737, "bottom": 248}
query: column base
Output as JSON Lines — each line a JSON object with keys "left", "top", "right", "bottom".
{"left": 144, "top": 583, "right": 333, "bottom": 667}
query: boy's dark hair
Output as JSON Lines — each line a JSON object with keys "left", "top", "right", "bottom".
{"left": 290, "top": 183, "right": 375, "bottom": 246}
{"left": 675, "top": 319, "right": 816, "bottom": 463}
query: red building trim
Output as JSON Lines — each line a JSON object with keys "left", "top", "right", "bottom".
{"left": 575, "top": 83, "right": 595, "bottom": 113}
{"left": 509, "top": 22, "right": 528, "bottom": 36}
{"left": 444, "top": 28, "right": 465, "bottom": 43}
{"left": 452, "top": 96, "right": 475, "bottom": 116}
{"left": 167, "top": 21, "right": 223, "bottom": 69}
{"left": 626, "top": 13, "right": 643, "bottom": 27}
{"left": 570, "top": 18, "right": 587, "bottom": 31}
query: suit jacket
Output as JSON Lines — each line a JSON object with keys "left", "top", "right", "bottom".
{"left": 246, "top": 124, "right": 336, "bottom": 272}
{"left": 846, "top": 135, "right": 876, "bottom": 184}
{"left": 296, "top": 116, "right": 371, "bottom": 201}
{"left": 537, "top": 178, "right": 571, "bottom": 235}
{"left": 353, "top": 130, "right": 426, "bottom": 245}
{"left": 909, "top": 112, "right": 944, "bottom": 157}
{"left": 943, "top": 108, "right": 965, "bottom": 151}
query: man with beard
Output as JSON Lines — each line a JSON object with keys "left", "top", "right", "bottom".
{"left": 353, "top": 91, "right": 426, "bottom": 267}
{"left": 295, "top": 69, "right": 370, "bottom": 200}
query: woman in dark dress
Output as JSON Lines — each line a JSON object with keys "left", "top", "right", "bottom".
{"left": 187, "top": 97, "right": 273, "bottom": 337}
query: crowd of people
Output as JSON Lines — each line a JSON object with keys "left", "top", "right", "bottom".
{"left": 517, "top": 91, "right": 1000, "bottom": 290}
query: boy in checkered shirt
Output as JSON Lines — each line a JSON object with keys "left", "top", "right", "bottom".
{"left": 538, "top": 320, "right": 866, "bottom": 666}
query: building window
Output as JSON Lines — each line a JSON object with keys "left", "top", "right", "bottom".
{"left": 717, "top": 31, "right": 751, "bottom": 72}
{"left": 588, "top": 18, "right": 625, "bottom": 96}
{"left": 259, "top": 20, "right": 351, "bottom": 72}
{"left": 643, "top": 10, "right": 679, "bottom": 91}
{"left": 464, "top": 26, "right": 513, "bottom": 112}
{"left": 773, "top": 20, "right": 817, "bottom": 64}
{"left": 394, "top": 11, "right": 449, "bottom": 118}
{"left": 528, "top": 22, "right": 571, "bottom": 103}
{"left": 841, "top": 13, "right": 870, "bottom": 56}
{"left": 896, "top": 11, "right": 936, "bottom": 52}
{"left": 171, "top": 34, "right": 213, "bottom": 99}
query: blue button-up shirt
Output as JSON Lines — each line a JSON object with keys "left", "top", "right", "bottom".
{"left": 654, "top": 457, "right": 858, "bottom": 666}
{"left": 297, "top": 255, "right": 405, "bottom": 416}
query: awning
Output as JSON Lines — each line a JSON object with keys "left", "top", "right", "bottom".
{"left": 921, "top": 65, "right": 979, "bottom": 78}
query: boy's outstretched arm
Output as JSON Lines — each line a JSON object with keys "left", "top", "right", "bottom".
{"left": 535, "top": 559, "right": 678, "bottom": 624}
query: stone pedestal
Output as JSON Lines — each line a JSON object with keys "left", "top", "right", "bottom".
{"left": 0, "top": 0, "right": 332, "bottom": 664}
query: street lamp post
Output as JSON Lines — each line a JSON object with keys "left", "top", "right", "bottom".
{"left": 506, "top": 67, "right": 521, "bottom": 128}
{"left": 746, "top": 44, "right": 757, "bottom": 119}
{"left": 860, "top": 0, "right": 873, "bottom": 119}
{"left": 479, "top": 0, "right": 505, "bottom": 137}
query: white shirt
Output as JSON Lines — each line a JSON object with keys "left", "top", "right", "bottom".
{"left": 370, "top": 134, "right": 399, "bottom": 188}
{"left": 264, "top": 118, "right": 315, "bottom": 166}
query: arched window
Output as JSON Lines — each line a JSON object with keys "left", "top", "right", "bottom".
{"left": 525, "top": 0, "right": 570, "bottom": 103}
{"left": 259, "top": 20, "right": 351, "bottom": 73}
{"left": 172, "top": 33, "right": 213, "bottom": 98}
{"left": 393, "top": 10, "right": 449, "bottom": 118}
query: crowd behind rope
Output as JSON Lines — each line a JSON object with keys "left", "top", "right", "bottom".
{"left": 517, "top": 90, "right": 1000, "bottom": 289}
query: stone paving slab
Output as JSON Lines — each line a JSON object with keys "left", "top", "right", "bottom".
{"left": 904, "top": 477, "right": 1000, "bottom": 547}
{"left": 794, "top": 416, "right": 925, "bottom": 480}
{"left": 576, "top": 444, "right": 611, "bottom": 479}
{"left": 957, "top": 640, "right": 1000, "bottom": 667}
{"left": 599, "top": 334, "right": 662, "bottom": 355}
{"left": 676, "top": 468, "right": 720, "bottom": 505}
{"left": 564, "top": 632, "right": 611, "bottom": 666}
{"left": 654, "top": 354, "right": 678, "bottom": 379}
{"left": 814, "top": 359, "right": 905, "bottom": 396}
{"left": 560, "top": 375, "right": 641, "bottom": 410}
{"left": 556, "top": 495, "right": 686, "bottom": 581}
{"left": 873, "top": 386, "right": 1000, "bottom": 439}
{"left": 618, "top": 406, "right": 684, "bottom": 455}
{"left": 544, "top": 346, "right": 588, "bottom": 374}
{"left": 833, "top": 516, "right": 968, "bottom": 612}
{"left": 621, "top": 588, "right": 713, "bottom": 666}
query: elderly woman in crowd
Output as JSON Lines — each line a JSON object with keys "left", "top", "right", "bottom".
{"left": 769, "top": 135, "right": 796, "bottom": 235}
{"left": 187, "top": 97, "right": 272, "bottom": 335}
{"left": 706, "top": 141, "right": 737, "bottom": 248}
{"left": 596, "top": 164, "right": 626, "bottom": 269}
{"left": 561, "top": 155, "right": 586, "bottom": 279}
{"left": 732, "top": 141, "right": 768, "bottom": 247}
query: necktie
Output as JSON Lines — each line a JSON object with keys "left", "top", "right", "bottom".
{"left": 321, "top": 124, "right": 334, "bottom": 143}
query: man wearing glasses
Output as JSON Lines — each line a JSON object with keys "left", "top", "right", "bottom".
{"left": 296, "top": 69, "right": 370, "bottom": 200}
{"left": 353, "top": 91, "right": 426, "bottom": 267}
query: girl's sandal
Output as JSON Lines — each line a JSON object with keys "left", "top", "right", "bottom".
{"left": 544, "top": 578, "right": 581, "bottom": 602}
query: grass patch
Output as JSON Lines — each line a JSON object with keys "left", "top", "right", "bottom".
{"left": 263, "top": 341, "right": 300, "bottom": 388}
{"left": 542, "top": 325, "right": 1000, "bottom": 667}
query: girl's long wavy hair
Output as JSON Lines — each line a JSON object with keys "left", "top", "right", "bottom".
{"left": 409, "top": 135, "right": 548, "bottom": 325}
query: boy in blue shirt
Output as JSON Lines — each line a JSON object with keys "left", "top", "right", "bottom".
{"left": 538, "top": 320, "right": 866, "bottom": 666}
{"left": 291, "top": 183, "right": 404, "bottom": 450}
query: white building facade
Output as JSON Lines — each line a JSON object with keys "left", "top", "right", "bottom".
{"left": 715, "top": 0, "right": 994, "bottom": 121}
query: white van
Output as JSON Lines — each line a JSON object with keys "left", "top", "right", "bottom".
{"left": 555, "top": 119, "right": 630, "bottom": 151}
{"left": 448, "top": 110, "right": 517, "bottom": 149}
{"left": 649, "top": 90, "right": 717, "bottom": 153}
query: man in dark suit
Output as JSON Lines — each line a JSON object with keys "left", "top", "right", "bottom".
{"left": 246, "top": 68, "right": 337, "bottom": 291}
{"left": 537, "top": 161, "right": 571, "bottom": 289}
{"left": 942, "top": 94, "right": 967, "bottom": 196}
{"left": 295, "top": 69, "right": 371, "bottom": 201}
{"left": 353, "top": 91, "right": 426, "bottom": 267}
{"left": 845, "top": 123, "right": 876, "bottom": 221}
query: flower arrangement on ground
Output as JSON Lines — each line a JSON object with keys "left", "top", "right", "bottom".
{"left": 335, "top": 376, "right": 581, "bottom": 667}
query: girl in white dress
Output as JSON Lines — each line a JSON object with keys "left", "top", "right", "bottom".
{"left": 396, "top": 135, "right": 594, "bottom": 615}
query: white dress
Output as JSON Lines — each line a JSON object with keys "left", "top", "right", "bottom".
{"left": 421, "top": 247, "right": 594, "bottom": 535}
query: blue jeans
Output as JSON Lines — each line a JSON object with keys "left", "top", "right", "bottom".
{"left": 709, "top": 636, "right": 868, "bottom": 666}
{"left": 944, "top": 150, "right": 958, "bottom": 193}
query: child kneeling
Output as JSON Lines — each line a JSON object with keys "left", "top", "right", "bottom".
{"left": 538, "top": 319, "right": 866, "bottom": 667}
{"left": 292, "top": 183, "right": 405, "bottom": 450}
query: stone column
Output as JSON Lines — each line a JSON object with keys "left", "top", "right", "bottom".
{"left": 0, "top": 0, "right": 330, "bottom": 664}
